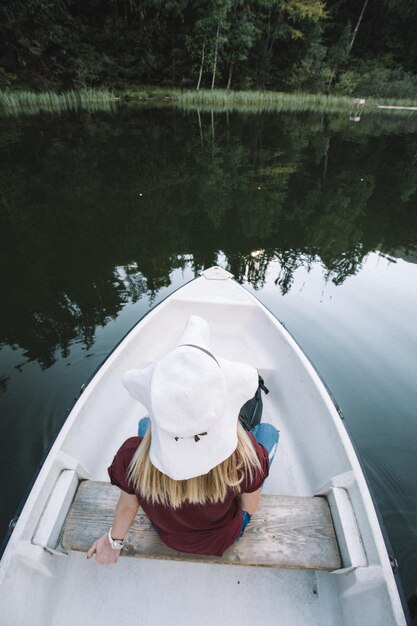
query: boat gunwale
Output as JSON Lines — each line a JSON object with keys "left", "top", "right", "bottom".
{"left": 0, "top": 272, "right": 191, "bottom": 562}
{"left": 237, "top": 284, "right": 411, "bottom": 624}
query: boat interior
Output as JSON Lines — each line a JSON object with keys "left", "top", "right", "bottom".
{"left": 0, "top": 274, "right": 405, "bottom": 626}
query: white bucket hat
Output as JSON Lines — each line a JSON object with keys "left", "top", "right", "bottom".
{"left": 122, "top": 315, "right": 258, "bottom": 480}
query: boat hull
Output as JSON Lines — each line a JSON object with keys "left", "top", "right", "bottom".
{"left": 0, "top": 267, "right": 407, "bottom": 626}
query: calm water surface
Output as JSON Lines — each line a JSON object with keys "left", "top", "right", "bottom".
{"left": 1, "top": 106, "right": 416, "bottom": 613}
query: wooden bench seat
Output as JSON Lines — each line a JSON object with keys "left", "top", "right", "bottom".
{"left": 61, "top": 480, "right": 342, "bottom": 571}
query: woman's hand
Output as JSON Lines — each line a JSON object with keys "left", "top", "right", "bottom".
{"left": 87, "top": 533, "right": 121, "bottom": 565}
{"left": 87, "top": 491, "right": 139, "bottom": 564}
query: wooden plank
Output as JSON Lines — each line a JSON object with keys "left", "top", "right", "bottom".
{"left": 61, "top": 481, "right": 341, "bottom": 571}
{"left": 376, "top": 105, "right": 417, "bottom": 111}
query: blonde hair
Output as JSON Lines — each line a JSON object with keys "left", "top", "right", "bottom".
{"left": 127, "top": 422, "right": 263, "bottom": 509}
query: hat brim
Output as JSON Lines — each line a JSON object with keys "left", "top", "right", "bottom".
{"left": 149, "top": 409, "right": 237, "bottom": 480}
{"left": 149, "top": 357, "right": 258, "bottom": 480}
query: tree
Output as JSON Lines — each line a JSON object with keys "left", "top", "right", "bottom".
{"left": 259, "top": 0, "right": 327, "bottom": 54}
{"left": 251, "top": 0, "right": 327, "bottom": 87}
{"left": 223, "top": 1, "right": 257, "bottom": 89}
{"left": 347, "top": 0, "right": 370, "bottom": 55}
{"left": 287, "top": 23, "right": 333, "bottom": 92}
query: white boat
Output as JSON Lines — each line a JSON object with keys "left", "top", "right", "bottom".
{"left": 0, "top": 266, "right": 408, "bottom": 625}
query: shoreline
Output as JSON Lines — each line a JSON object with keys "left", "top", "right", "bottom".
{"left": 2, "top": 87, "right": 417, "bottom": 116}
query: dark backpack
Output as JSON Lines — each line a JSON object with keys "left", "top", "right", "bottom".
{"left": 239, "top": 375, "right": 269, "bottom": 431}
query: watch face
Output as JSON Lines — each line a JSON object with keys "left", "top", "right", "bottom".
{"left": 108, "top": 529, "right": 124, "bottom": 549}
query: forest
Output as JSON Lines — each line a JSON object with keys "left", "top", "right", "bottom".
{"left": 1, "top": 0, "right": 417, "bottom": 98}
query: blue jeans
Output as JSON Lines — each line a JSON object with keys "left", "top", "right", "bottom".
{"left": 238, "top": 423, "right": 279, "bottom": 538}
{"left": 138, "top": 417, "right": 150, "bottom": 437}
{"left": 250, "top": 423, "right": 280, "bottom": 466}
{"left": 138, "top": 418, "right": 280, "bottom": 539}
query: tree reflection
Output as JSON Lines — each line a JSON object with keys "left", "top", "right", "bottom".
{"left": 1, "top": 108, "right": 417, "bottom": 367}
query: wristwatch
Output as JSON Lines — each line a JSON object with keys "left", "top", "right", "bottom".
{"left": 108, "top": 527, "right": 125, "bottom": 550}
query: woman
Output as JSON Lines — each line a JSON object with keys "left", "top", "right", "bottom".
{"left": 87, "top": 315, "right": 279, "bottom": 564}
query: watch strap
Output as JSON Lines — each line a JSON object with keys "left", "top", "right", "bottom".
{"left": 108, "top": 527, "right": 124, "bottom": 550}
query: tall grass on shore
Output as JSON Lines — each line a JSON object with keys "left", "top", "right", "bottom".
{"left": 2, "top": 86, "right": 417, "bottom": 118}
{"left": 123, "top": 86, "right": 180, "bottom": 100}
{"left": 0, "top": 89, "right": 118, "bottom": 116}
{"left": 177, "top": 90, "right": 354, "bottom": 114}
{"left": 176, "top": 89, "right": 417, "bottom": 116}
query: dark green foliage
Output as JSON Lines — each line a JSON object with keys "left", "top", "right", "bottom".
{"left": 287, "top": 24, "right": 333, "bottom": 92}
{"left": 0, "top": 0, "right": 416, "bottom": 94}
{"left": 336, "top": 60, "right": 417, "bottom": 98}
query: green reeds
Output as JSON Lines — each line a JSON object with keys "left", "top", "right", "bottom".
{"left": 176, "top": 89, "right": 353, "bottom": 114}
{"left": 2, "top": 86, "right": 417, "bottom": 118}
{"left": 0, "top": 89, "right": 118, "bottom": 116}
{"left": 122, "top": 86, "right": 180, "bottom": 100}
{"left": 176, "top": 89, "right": 417, "bottom": 116}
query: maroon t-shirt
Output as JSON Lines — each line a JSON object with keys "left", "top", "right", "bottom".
{"left": 108, "top": 434, "right": 269, "bottom": 556}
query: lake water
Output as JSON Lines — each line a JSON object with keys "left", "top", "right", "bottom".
{"left": 0, "top": 105, "right": 416, "bottom": 615}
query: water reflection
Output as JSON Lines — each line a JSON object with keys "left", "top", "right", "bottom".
{"left": 1, "top": 108, "right": 417, "bottom": 614}
{"left": 1, "top": 108, "right": 416, "bottom": 370}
